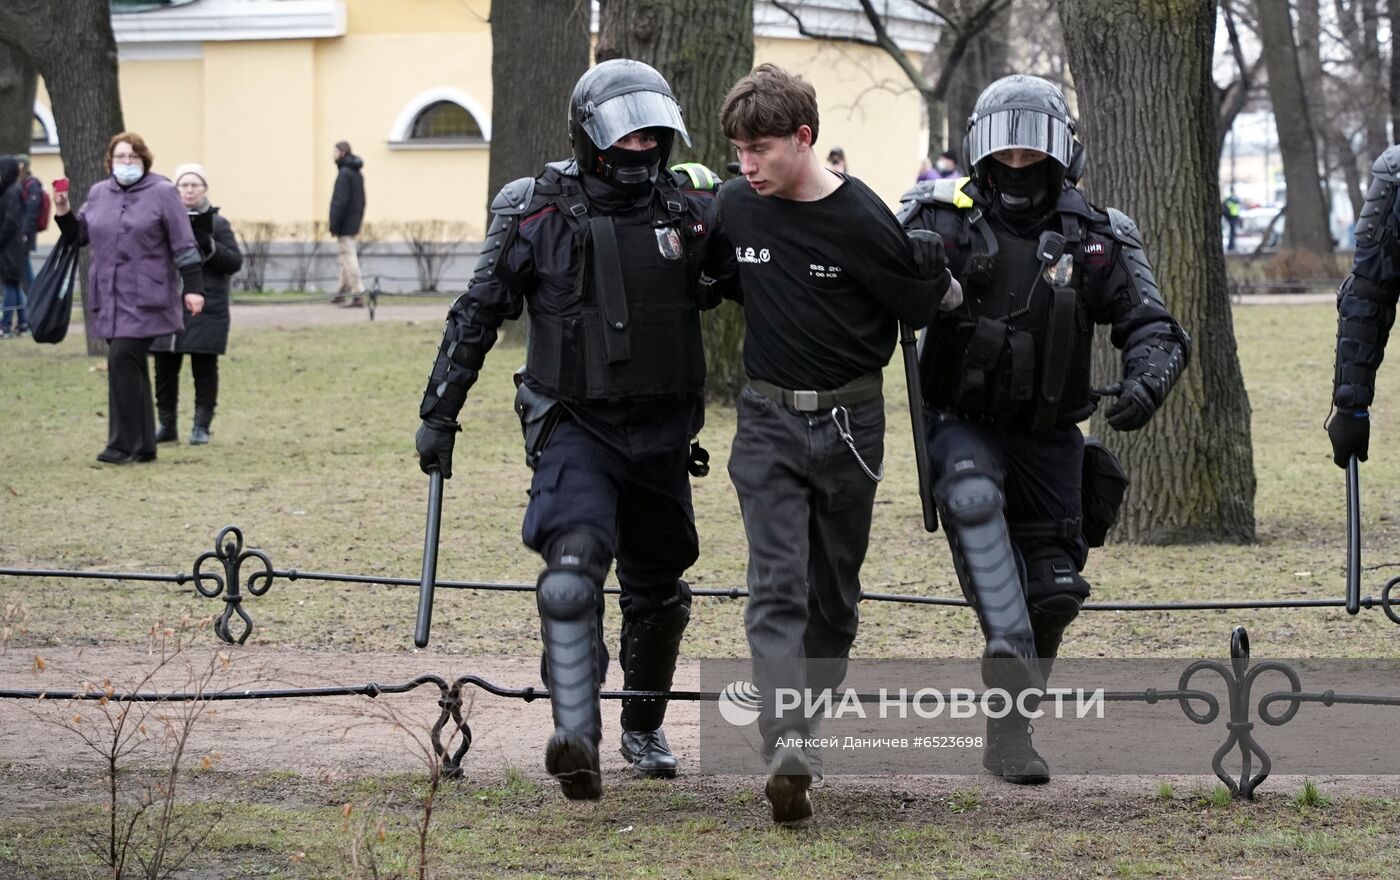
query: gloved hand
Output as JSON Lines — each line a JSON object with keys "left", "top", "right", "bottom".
{"left": 1105, "top": 378, "right": 1158, "bottom": 432}
{"left": 906, "top": 228, "right": 948, "bottom": 281}
{"left": 194, "top": 230, "right": 214, "bottom": 255}
{"left": 416, "top": 417, "right": 461, "bottom": 478}
{"left": 1327, "top": 408, "right": 1370, "bottom": 468}
{"left": 906, "top": 228, "right": 952, "bottom": 305}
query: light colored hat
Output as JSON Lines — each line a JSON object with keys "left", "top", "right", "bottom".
{"left": 173, "top": 162, "right": 208, "bottom": 188}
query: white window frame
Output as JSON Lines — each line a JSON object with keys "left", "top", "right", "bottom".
{"left": 389, "top": 87, "right": 491, "bottom": 151}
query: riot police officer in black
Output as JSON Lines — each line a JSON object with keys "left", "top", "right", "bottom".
{"left": 415, "top": 59, "right": 729, "bottom": 801}
{"left": 899, "top": 75, "right": 1189, "bottom": 785}
{"left": 1328, "top": 146, "right": 1400, "bottom": 468}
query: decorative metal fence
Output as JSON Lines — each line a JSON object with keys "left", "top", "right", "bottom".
{"left": 4, "top": 522, "right": 1400, "bottom": 799}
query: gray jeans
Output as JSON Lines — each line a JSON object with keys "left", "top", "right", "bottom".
{"left": 728, "top": 385, "right": 884, "bottom": 748}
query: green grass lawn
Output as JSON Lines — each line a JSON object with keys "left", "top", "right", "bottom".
{"left": 3, "top": 302, "right": 1400, "bottom": 878}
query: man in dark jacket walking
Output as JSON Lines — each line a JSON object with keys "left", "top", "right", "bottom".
{"left": 329, "top": 140, "right": 366, "bottom": 306}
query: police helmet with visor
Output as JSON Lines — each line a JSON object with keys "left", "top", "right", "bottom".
{"left": 964, "top": 75, "right": 1081, "bottom": 214}
{"left": 569, "top": 59, "right": 691, "bottom": 188}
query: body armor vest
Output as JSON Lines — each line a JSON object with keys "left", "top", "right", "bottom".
{"left": 526, "top": 170, "right": 707, "bottom": 402}
{"left": 922, "top": 213, "right": 1094, "bottom": 430}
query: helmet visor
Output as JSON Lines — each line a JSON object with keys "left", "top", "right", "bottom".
{"left": 580, "top": 90, "right": 691, "bottom": 151}
{"left": 967, "top": 108, "right": 1073, "bottom": 169}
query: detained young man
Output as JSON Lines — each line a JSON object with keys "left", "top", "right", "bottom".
{"left": 713, "top": 63, "right": 952, "bottom": 824}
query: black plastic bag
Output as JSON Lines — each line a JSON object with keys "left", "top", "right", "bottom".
{"left": 28, "top": 233, "right": 80, "bottom": 344}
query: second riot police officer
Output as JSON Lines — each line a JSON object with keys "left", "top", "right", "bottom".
{"left": 415, "top": 59, "right": 730, "bottom": 801}
{"left": 899, "top": 75, "right": 1190, "bottom": 785}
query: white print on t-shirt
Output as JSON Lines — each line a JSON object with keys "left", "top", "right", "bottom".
{"left": 735, "top": 245, "right": 772, "bottom": 264}
{"left": 809, "top": 263, "right": 843, "bottom": 279}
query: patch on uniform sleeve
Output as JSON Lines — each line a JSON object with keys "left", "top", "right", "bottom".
{"left": 688, "top": 220, "right": 707, "bottom": 237}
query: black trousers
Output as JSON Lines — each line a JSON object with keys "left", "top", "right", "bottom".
{"left": 152, "top": 352, "right": 219, "bottom": 417}
{"left": 106, "top": 337, "right": 156, "bottom": 457}
{"left": 727, "top": 385, "right": 885, "bottom": 751}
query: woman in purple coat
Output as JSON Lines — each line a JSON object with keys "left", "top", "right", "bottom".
{"left": 54, "top": 133, "right": 206, "bottom": 464}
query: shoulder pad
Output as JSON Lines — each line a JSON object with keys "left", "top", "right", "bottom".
{"left": 491, "top": 177, "right": 536, "bottom": 216}
{"left": 670, "top": 162, "right": 721, "bottom": 192}
{"left": 1105, "top": 208, "right": 1144, "bottom": 249}
{"left": 900, "top": 177, "right": 974, "bottom": 209}
{"left": 545, "top": 159, "right": 579, "bottom": 178}
{"left": 1054, "top": 186, "right": 1105, "bottom": 221}
{"left": 1372, "top": 145, "right": 1400, "bottom": 183}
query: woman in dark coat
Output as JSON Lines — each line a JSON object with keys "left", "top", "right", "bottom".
{"left": 53, "top": 133, "right": 206, "bottom": 464}
{"left": 152, "top": 163, "right": 243, "bottom": 445}
{"left": 0, "top": 156, "right": 27, "bottom": 337}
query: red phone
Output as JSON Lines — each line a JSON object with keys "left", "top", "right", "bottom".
{"left": 53, "top": 177, "right": 69, "bottom": 194}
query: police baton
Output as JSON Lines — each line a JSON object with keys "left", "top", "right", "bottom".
{"left": 1346, "top": 454, "right": 1361, "bottom": 615}
{"left": 414, "top": 469, "right": 445, "bottom": 647}
{"left": 899, "top": 321, "right": 938, "bottom": 532}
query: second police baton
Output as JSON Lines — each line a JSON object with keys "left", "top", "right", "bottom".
{"left": 414, "top": 469, "right": 445, "bottom": 647}
{"left": 1346, "top": 454, "right": 1361, "bottom": 615}
{"left": 900, "top": 320, "right": 938, "bottom": 532}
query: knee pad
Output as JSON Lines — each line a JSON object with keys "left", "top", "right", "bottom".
{"left": 937, "top": 467, "right": 1004, "bottom": 528}
{"left": 1023, "top": 546, "right": 1090, "bottom": 630}
{"left": 544, "top": 529, "right": 610, "bottom": 585}
{"left": 537, "top": 569, "right": 599, "bottom": 623}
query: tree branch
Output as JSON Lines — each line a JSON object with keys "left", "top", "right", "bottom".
{"left": 771, "top": 1, "right": 880, "bottom": 48}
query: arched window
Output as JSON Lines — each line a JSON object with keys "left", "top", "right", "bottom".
{"left": 32, "top": 102, "right": 58, "bottom": 152}
{"left": 410, "top": 101, "right": 484, "bottom": 142}
{"left": 389, "top": 87, "right": 491, "bottom": 149}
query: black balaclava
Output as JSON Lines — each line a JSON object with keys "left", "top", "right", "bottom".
{"left": 986, "top": 158, "right": 1056, "bottom": 218}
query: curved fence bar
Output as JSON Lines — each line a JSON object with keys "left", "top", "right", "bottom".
{"left": 4, "top": 521, "right": 1400, "bottom": 645}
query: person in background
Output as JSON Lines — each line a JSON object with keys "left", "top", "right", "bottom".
{"left": 0, "top": 156, "right": 26, "bottom": 338}
{"left": 931, "top": 149, "right": 960, "bottom": 180}
{"left": 54, "top": 133, "right": 205, "bottom": 464}
{"left": 329, "top": 140, "right": 367, "bottom": 307}
{"left": 825, "top": 146, "right": 846, "bottom": 174}
{"left": 151, "top": 163, "right": 243, "bottom": 446}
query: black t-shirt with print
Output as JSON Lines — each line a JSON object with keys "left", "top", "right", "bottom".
{"left": 715, "top": 173, "right": 939, "bottom": 390}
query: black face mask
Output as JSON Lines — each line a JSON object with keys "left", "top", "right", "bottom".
{"left": 593, "top": 143, "right": 662, "bottom": 194}
{"left": 987, "top": 159, "right": 1055, "bottom": 215}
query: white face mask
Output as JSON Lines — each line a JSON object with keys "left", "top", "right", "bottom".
{"left": 113, "top": 164, "right": 143, "bottom": 186}
{"left": 935, "top": 158, "right": 955, "bottom": 173}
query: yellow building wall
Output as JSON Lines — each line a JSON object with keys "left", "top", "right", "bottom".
{"left": 312, "top": 30, "right": 495, "bottom": 239}
{"left": 345, "top": 0, "right": 489, "bottom": 35}
{"left": 754, "top": 37, "right": 927, "bottom": 207}
{"left": 200, "top": 40, "right": 318, "bottom": 229}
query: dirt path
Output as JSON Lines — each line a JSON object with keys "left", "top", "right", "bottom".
{"left": 228, "top": 299, "right": 452, "bottom": 330}
{"left": 2, "top": 646, "right": 1396, "bottom": 807}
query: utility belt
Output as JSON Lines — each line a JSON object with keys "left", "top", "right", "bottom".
{"left": 748, "top": 372, "right": 883, "bottom": 412}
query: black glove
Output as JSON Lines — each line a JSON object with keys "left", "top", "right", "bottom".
{"left": 194, "top": 230, "right": 214, "bottom": 255}
{"left": 1327, "top": 408, "right": 1370, "bottom": 468}
{"left": 415, "top": 417, "right": 461, "bottom": 478}
{"left": 1105, "top": 378, "right": 1158, "bottom": 432}
{"left": 906, "top": 228, "right": 948, "bottom": 280}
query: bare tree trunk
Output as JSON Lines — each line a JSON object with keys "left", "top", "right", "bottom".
{"left": 0, "top": 0, "right": 124, "bottom": 356}
{"left": 1360, "top": 0, "right": 1388, "bottom": 160}
{"left": 0, "top": 44, "right": 36, "bottom": 154}
{"left": 598, "top": 0, "right": 754, "bottom": 401}
{"left": 1256, "top": 0, "right": 1334, "bottom": 255}
{"left": 1061, "top": 0, "right": 1256, "bottom": 543}
{"left": 1390, "top": 0, "right": 1400, "bottom": 143}
{"left": 944, "top": 21, "right": 1009, "bottom": 165}
{"left": 486, "top": 1, "right": 590, "bottom": 224}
